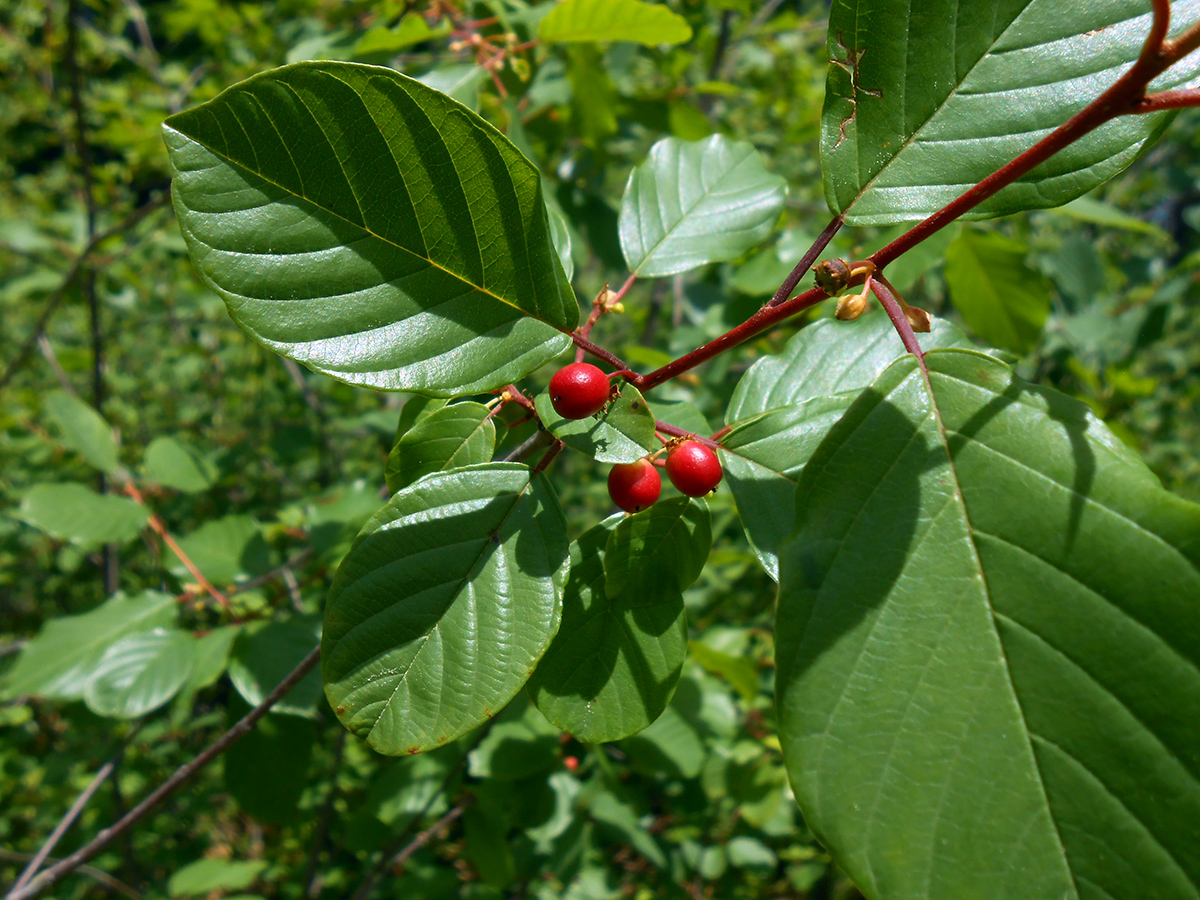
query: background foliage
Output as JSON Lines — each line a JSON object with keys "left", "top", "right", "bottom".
{"left": 2, "top": 1, "right": 1199, "bottom": 898}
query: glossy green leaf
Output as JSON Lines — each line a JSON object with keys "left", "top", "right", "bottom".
{"left": 84, "top": 629, "right": 196, "bottom": 719}
{"left": 822, "top": 0, "right": 1200, "bottom": 223}
{"left": 385, "top": 401, "right": 496, "bottom": 494}
{"left": 776, "top": 349, "right": 1200, "bottom": 900}
{"left": 0, "top": 591, "right": 176, "bottom": 701}
{"left": 944, "top": 228, "right": 1051, "bottom": 354}
{"left": 619, "top": 135, "right": 787, "bottom": 277}
{"left": 169, "top": 858, "right": 268, "bottom": 897}
{"left": 44, "top": 390, "right": 119, "bottom": 473}
{"left": 164, "top": 61, "right": 576, "bottom": 396}
{"left": 538, "top": 0, "right": 693, "bottom": 46}
{"left": 143, "top": 436, "right": 218, "bottom": 492}
{"left": 322, "top": 464, "right": 570, "bottom": 755}
{"left": 531, "top": 501, "right": 710, "bottom": 742}
{"left": 167, "top": 515, "right": 268, "bottom": 585}
{"left": 228, "top": 618, "right": 323, "bottom": 717}
{"left": 722, "top": 315, "right": 978, "bottom": 578}
{"left": 17, "top": 483, "right": 148, "bottom": 550}
{"left": 468, "top": 701, "right": 561, "bottom": 781}
{"left": 363, "top": 746, "right": 458, "bottom": 831}
{"left": 224, "top": 699, "right": 316, "bottom": 823}
{"left": 535, "top": 383, "right": 656, "bottom": 464}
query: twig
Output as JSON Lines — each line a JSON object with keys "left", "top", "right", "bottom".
{"left": 5, "top": 647, "right": 322, "bottom": 900}
{"left": 768, "top": 216, "right": 844, "bottom": 307}
{"left": 869, "top": 277, "right": 925, "bottom": 367}
{"left": 654, "top": 420, "right": 723, "bottom": 450}
{"left": 531, "top": 440, "right": 565, "bottom": 475}
{"left": 390, "top": 798, "right": 472, "bottom": 869}
{"left": 501, "top": 429, "right": 553, "bottom": 463}
{"left": 0, "top": 852, "right": 140, "bottom": 900}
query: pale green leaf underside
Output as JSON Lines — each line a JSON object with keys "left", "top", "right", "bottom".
{"left": 538, "top": 0, "right": 693, "bottom": 46}
{"left": 620, "top": 135, "right": 787, "bottom": 278}
{"left": 385, "top": 401, "right": 496, "bottom": 494}
{"left": 164, "top": 61, "right": 576, "bottom": 397}
{"left": 823, "top": 0, "right": 1200, "bottom": 223}
{"left": 536, "top": 384, "right": 656, "bottom": 464}
{"left": 84, "top": 629, "right": 196, "bottom": 719}
{"left": 776, "top": 349, "right": 1200, "bottom": 900}
{"left": 322, "top": 464, "right": 570, "bottom": 755}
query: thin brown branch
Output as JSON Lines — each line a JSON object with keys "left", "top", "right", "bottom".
{"left": 1134, "top": 87, "right": 1200, "bottom": 111}
{"left": 390, "top": 798, "right": 472, "bottom": 870}
{"left": 768, "top": 216, "right": 844, "bottom": 307}
{"left": 6, "top": 647, "right": 322, "bottom": 900}
{"left": 0, "top": 852, "right": 140, "bottom": 900}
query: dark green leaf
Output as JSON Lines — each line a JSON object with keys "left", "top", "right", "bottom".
{"left": 603, "top": 496, "right": 711, "bottom": 599}
{"left": 228, "top": 618, "right": 323, "bottom": 717}
{"left": 468, "top": 701, "right": 561, "bottom": 781}
{"left": 535, "top": 383, "right": 656, "bottom": 464}
{"left": 164, "top": 62, "right": 576, "bottom": 396}
{"left": 322, "top": 464, "right": 570, "bottom": 755}
{"left": 224, "top": 699, "right": 316, "bottom": 823}
{"left": 620, "top": 136, "right": 786, "bottom": 277}
{"left": 777, "top": 349, "right": 1200, "bottom": 900}
{"left": 538, "top": 0, "right": 693, "bottom": 46}
{"left": 464, "top": 805, "right": 516, "bottom": 888}
{"left": 944, "top": 228, "right": 1052, "bottom": 354}
{"left": 386, "top": 401, "right": 496, "bottom": 494}
{"left": 822, "top": 1, "right": 1200, "bottom": 223}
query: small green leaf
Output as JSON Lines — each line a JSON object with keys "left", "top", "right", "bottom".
{"left": 1049, "top": 195, "right": 1172, "bottom": 239}
{"left": 539, "top": 0, "right": 692, "bottom": 46}
{"left": 620, "top": 136, "right": 786, "bottom": 277}
{"left": 167, "top": 515, "right": 269, "bottom": 586}
{"left": 323, "top": 464, "right": 570, "bottom": 755}
{"left": 44, "top": 390, "right": 119, "bottom": 473}
{"left": 1, "top": 591, "right": 176, "bottom": 701}
{"left": 944, "top": 228, "right": 1051, "bottom": 354}
{"left": 84, "top": 629, "right": 196, "bottom": 719}
{"left": 622, "top": 705, "right": 706, "bottom": 779}
{"left": 168, "top": 858, "right": 268, "bottom": 897}
{"left": 224, "top": 699, "right": 316, "bottom": 823}
{"left": 536, "top": 383, "right": 656, "bottom": 464}
{"left": 468, "top": 702, "right": 560, "bottom": 781}
{"left": 353, "top": 13, "right": 451, "bottom": 55}
{"left": 385, "top": 401, "right": 497, "bottom": 494}
{"left": 604, "top": 497, "right": 712, "bottom": 599}
{"left": 228, "top": 618, "right": 323, "bottom": 717}
{"left": 143, "top": 436, "right": 218, "bottom": 492}
{"left": 687, "top": 640, "right": 759, "bottom": 703}
{"left": 18, "top": 483, "right": 148, "bottom": 549}
{"left": 164, "top": 62, "right": 576, "bottom": 396}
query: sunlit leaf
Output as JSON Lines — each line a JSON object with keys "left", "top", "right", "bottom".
{"left": 44, "top": 391, "right": 119, "bottom": 474}
{"left": 84, "top": 629, "right": 196, "bottom": 719}
{"left": 18, "top": 483, "right": 148, "bottom": 550}
{"left": 539, "top": 0, "right": 693, "bottom": 46}
{"left": 535, "top": 383, "right": 656, "bottom": 464}
{"left": 385, "top": 401, "right": 496, "bottom": 494}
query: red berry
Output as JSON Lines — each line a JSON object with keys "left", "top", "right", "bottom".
{"left": 549, "top": 363, "right": 610, "bottom": 419}
{"left": 607, "top": 459, "right": 662, "bottom": 513}
{"left": 665, "top": 440, "right": 722, "bottom": 497}
{"left": 563, "top": 755, "right": 580, "bottom": 772}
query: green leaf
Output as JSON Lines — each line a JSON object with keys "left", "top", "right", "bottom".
{"left": 468, "top": 701, "right": 561, "bottom": 781}
{"left": 464, "top": 805, "right": 516, "bottom": 889}
{"left": 164, "top": 61, "right": 576, "bottom": 397}
{"left": 17, "top": 483, "right": 149, "bottom": 550}
{"left": 622, "top": 704, "right": 706, "bottom": 779}
{"left": 821, "top": 1, "right": 1200, "bottom": 223}
{"left": 322, "top": 463, "right": 570, "bottom": 755}
{"left": 186, "top": 626, "right": 240, "bottom": 692}
{"left": 1049, "top": 195, "right": 1173, "bottom": 239}
{"left": 776, "top": 349, "right": 1200, "bottom": 900}
{"left": 587, "top": 790, "right": 666, "bottom": 868}
{"left": 619, "top": 135, "right": 786, "bottom": 277}
{"left": 84, "top": 629, "right": 196, "bottom": 719}
{"left": 535, "top": 383, "right": 656, "bottom": 464}
{"left": 1, "top": 590, "right": 176, "bottom": 701}
{"left": 143, "top": 436, "right": 218, "bottom": 492}
{"left": 228, "top": 618, "right": 323, "bottom": 717}
{"left": 167, "top": 515, "right": 269, "bottom": 585}
{"left": 168, "top": 858, "right": 268, "bottom": 897}
{"left": 224, "top": 699, "right": 316, "bottom": 823}
{"left": 363, "top": 746, "right": 458, "bottom": 830}
{"left": 417, "top": 64, "right": 490, "bottom": 111}
{"left": 44, "top": 390, "right": 119, "bottom": 473}
{"left": 353, "top": 14, "right": 451, "bottom": 55}
{"left": 538, "top": 0, "right": 693, "bottom": 46}
{"left": 687, "top": 639, "right": 759, "bottom": 703}
{"left": 944, "top": 228, "right": 1051, "bottom": 354}
{"left": 722, "top": 315, "right": 979, "bottom": 578}
{"left": 385, "top": 401, "right": 497, "bottom": 494}
{"left": 531, "top": 500, "right": 711, "bottom": 742}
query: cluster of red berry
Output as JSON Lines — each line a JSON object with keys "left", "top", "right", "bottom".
{"left": 549, "top": 363, "right": 723, "bottom": 514}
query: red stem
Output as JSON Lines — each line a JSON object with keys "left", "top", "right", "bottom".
{"left": 768, "top": 215, "right": 844, "bottom": 307}
{"left": 1134, "top": 87, "right": 1200, "bottom": 111}
{"left": 869, "top": 277, "right": 925, "bottom": 366}
{"left": 654, "top": 420, "right": 723, "bottom": 449}
{"left": 572, "top": 334, "right": 630, "bottom": 371}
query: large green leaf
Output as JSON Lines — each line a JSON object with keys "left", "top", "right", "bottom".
{"left": 776, "top": 349, "right": 1200, "bottom": 900}
{"left": 322, "top": 463, "right": 570, "bottom": 755}
{"left": 538, "top": 0, "right": 693, "bottom": 46}
{"left": 0, "top": 591, "right": 176, "bottom": 701}
{"left": 44, "top": 390, "right": 120, "bottom": 474}
{"left": 944, "top": 228, "right": 1052, "bottom": 354}
{"left": 721, "top": 315, "right": 978, "bottom": 578}
{"left": 84, "top": 629, "right": 196, "bottom": 719}
{"left": 535, "top": 383, "right": 657, "bottom": 464}
{"left": 385, "top": 401, "right": 496, "bottom": 494}
{"left": 530, "top": 500, "right": 711, "bottom": 742}
{"left": 619, "top": 136, "right": 787, "bottom": 278}
{"left": 164, "top": 61, "right": 576, "bottom": 396}
{"left": 18, "top": 483, "right": 149, "bottom": 550}
{"left": 822, "top": 0, "right": 1200, "bottom": 223}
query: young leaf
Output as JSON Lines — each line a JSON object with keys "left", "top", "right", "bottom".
{"left": 822, "top": 1, "right": 1200, "bottom": 223}
{"left": 84, "top": 629, "right": 196, "bottom": 719}
{"left": 168, "top": 858, "right": 268, "bottom": 898}
{"left": 385, "top": 401, "right": 496, "bottom": 494}
{"left": 776, "top": 349, "right": 1200, "bottom": 900}
{"left": 535, "top": 383, "right": 656, "bottom": 464}
{"left": 143, "top": 436, "right": 218, "bottom": 492}
{"left": 620, "top": 136, "right": 787, "bottom": 278}
{"left": 18, "top": 483, "right": 149, "bottom": 550}
{"left": 944, "top": 228, "right": 1052, "bottom": 354}
{"left": 164, "top": 62, "right": 576, "bottom": 397}
{"left": 44, "top": 390, "right": 120, "bottom": 473}
{"left": 0, "top": 591, "right": 176, "bottom": 701}
{"left": 538, "top": 0, "right": 693, "bottom": 46}
{"left": 322, "top": 464, "right": 570, "bottom": 755}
